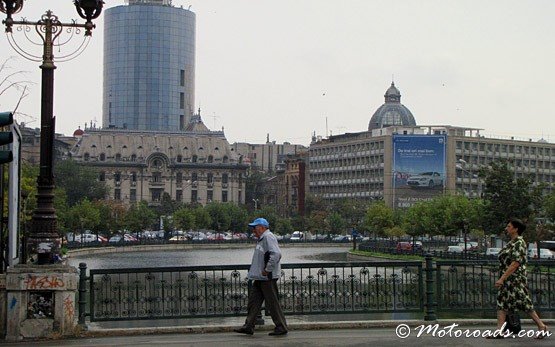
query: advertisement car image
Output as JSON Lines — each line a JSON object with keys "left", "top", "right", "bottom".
{"left": 406, "top": 171, "right": 443, "bottom": 188}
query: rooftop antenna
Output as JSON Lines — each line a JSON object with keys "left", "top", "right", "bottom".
{"left": 325, "top": 116, "right": 328, "bottom": 138}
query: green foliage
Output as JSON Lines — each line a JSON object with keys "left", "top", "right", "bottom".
{"left": 254, "top": 206, "right": 279, "bottom": 230}
{"left": 125, "top": 201, "right": 156, "bottom": 232}
{"left": 64, "top": 199, "right": 101, "bottom": 233}
{"left": 173, "top": 207, "right": 196, "bottom": 231}
{"left": 384, "top": 226, "right": 406, "bottom": 238}
{"left": 480, "top": 160, "right": 543, "bottom": 232}
{"left": 192, "top": 206, "right": 212, "bottom": 229}
{"left": 54, "top": 160, "right": 108, "bottom": 206}
{"left": 327, "top": 211, "right": 346, "bottom": 234}
{"left": 274, "top": 218, "right": 294, "bottom": 235}
{"left": 364, "top": 202, "right": 394, "bottom": 236}
{"left": 307, "top": 210, "right": 328, "bottom": 233}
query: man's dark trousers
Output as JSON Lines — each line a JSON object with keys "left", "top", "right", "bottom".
{"left": 245, "top": 279, "right": 287, "bottom": 331}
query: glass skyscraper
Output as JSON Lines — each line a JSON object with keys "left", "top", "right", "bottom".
{"left": 103, "top": 0, "right": 195, "bottom": 131}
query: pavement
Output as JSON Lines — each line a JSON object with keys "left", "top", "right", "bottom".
{"left": 1, "top": 319, "right": 553, "bottom": 346}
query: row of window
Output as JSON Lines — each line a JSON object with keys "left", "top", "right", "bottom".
{"left": 457, "top": 155, "right": 555, "bottom": 170}
{"left": 456, "top": 141, "right": 554, "bottom": 156}
{"left": 310, "top": 141, "right": 385, "bottom": 157}
{"left": 309, "top": 155, "right": 384, "bottom": 169}
{"left": 113, "top": 189, "right": 230, "bottom": 203}
{"left": 102, "top": 171, "right": 236, "bottom": 184}
{"left": 84, "top": 153, "right": 230, "bottom": 163}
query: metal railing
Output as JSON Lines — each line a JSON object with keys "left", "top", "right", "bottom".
{"left": 79, "top": 261, "right": 424, "bottom": 322}
{"left": 76, "top": 257, "right": 555, "bottom": 325}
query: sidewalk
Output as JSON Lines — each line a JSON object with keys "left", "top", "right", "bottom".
{"left": 1, "top": 319, "right": 553, "bottom": 346}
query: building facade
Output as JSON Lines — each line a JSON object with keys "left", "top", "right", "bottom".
{"left": 103, "top": 0, "right": 196, "bottom": 131}
{"left": 70, "top": 126, "right": 248, "bottom": 206}
{"left": 309, "top": 83, "right": 555, "bottom": 208}
{"left": 231, "top": 138, "right": 306, "bottom": 173}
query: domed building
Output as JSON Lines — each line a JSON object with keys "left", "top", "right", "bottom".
{"left": 368, "top": 82, "right": 416, "bottom": 130}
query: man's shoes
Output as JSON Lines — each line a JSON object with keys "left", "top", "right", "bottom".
{"left": 233, "top": 326, "right": 254, "bottom": 335}
{"left": 269, "top": 329, "right": 288, "bottom": 336}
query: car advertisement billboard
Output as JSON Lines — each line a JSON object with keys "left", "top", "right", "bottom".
{"left": 392, "top": 135, "right": 446, "bottom": 208}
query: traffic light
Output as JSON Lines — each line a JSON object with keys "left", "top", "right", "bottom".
{"left": 0, "top": 111, "right": 14, "bottom": 164}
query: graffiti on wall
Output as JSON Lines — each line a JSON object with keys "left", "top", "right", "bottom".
{"left": 63, "top": 295, "right": 75, "bottom": 321}
{"left": 24, "top": 275, "right": 65, "bottom": 290}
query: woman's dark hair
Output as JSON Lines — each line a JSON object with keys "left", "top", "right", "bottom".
{"left": 509, "top": 218, "right": 526, "bottom": 235}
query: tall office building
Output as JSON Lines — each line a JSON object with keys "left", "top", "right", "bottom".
{"left": 103, "top": 0, "right": 195, "bottom": 131}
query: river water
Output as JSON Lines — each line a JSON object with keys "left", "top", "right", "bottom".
{"left": 67, "top": 245, "right": 351, "bottom": 269}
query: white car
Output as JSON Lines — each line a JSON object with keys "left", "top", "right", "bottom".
{"left": 290, "top": 231, "right": 304, "bottom": 241}
{"left": 528, "top": 248, "right": 554, "bottom": 259}
{"left": 446, "top": 246, "right": 464, "bottom": 253}
{"left": 485, "top": 248, "right": 501, "bottom": 256}
{"left": 407, "top": 172, "right": 443, "bottom": 187}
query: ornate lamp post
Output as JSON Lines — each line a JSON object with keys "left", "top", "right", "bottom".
{"left": 1, "top": 0, "right": 103, "bottom": 264}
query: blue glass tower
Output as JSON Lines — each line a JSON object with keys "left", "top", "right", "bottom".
{"left": 103, "top": 0, "right": 195, "bottom": 131}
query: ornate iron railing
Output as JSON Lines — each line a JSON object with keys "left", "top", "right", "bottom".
{"left": 436, "top": 260, "right": 555, "bottom": 311}
{"left": 85, "top": 261, "right": 424, "bottom": 322}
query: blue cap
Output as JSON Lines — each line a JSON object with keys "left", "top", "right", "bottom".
{"left": 248, "top": 217, "right": 269, "bottom": 228}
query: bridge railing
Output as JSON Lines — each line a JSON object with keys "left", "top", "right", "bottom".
{"left": 79, "top": 261, "right": 424, "bottom": 322}
{"left": 76, "top": 257, "right": 555, "bottom": 325}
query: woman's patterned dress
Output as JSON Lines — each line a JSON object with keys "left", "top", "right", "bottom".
{"left": 496, "top": 236, "right": 533, "bottom": 312}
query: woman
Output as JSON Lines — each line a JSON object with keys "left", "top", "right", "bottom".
{"left": 489, "top": 218, "right": 548, "bottom": 339}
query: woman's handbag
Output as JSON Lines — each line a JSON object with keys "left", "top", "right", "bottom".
{"left": 505, "top": 311, "right": 522, "bottom": 334}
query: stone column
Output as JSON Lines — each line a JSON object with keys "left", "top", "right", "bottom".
{"left": 5, "top": 264, "right": 78, "bottom": 341}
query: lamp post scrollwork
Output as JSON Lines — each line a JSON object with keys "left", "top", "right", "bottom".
{"left": 1, "top": 0, "right": 104, "bottom": 264}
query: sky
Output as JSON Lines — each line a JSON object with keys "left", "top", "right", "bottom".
{"left": 1, "top": 0, "right": 554, "bottom": 146}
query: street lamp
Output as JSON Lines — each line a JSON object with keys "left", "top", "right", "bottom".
{"left": 1, "top": 0, "right": 104, "bottom": 264}
{"left": 252, "top": 198, "right": 259, "bottom": 210}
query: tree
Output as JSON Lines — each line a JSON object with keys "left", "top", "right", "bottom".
{"left": 205, "top": 202, "right": 232, "bottom": 232}
{"left": 327, "top": 211, "right": 346, "bottom": 235}
{"left": 54, "top": 160, "right": 108, "bottom": 206}
{"left": 125, "top": 201, "right": 156, "bottom": 232}
{"left": 193, "top": 206, "right": 212, "bottom": 230}
{"left": 95, "top": 200, "right": 127, "bottom": 236}
{"left": 173, "top": 207, "right": 196, "bottom": 231}
{"left": 363, "top": 202, "right": 394, "bottom": 237}
{"left": 64, "top": 199, "right": 101, "bottom": 234}
{"left": 275, "top": 218, "right": 294, "bottom": 235}
{"left": 480, "top": 160, "right": 543, "bottom": 232}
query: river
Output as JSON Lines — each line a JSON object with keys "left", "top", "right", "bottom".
{"left": 67, "top": 245, "right": 352, "bottom": 269}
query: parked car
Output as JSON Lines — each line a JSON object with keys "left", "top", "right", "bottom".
{"left": 457, "top": 242, "right": 479, "bottom": 251}
{"left": 528, "top": 248, "right": 555, "bottom": 259}
{"left": 169, "top": 235, "right": 188, "bottom": 241}
{"left": 108, "top": 235, "right": 123, "bottom": 243}
{"left": 332, "top": 235, "right": 349, "bottom": 242}
{"left": 485, "top": 247, "right": 501, "bottom": 256}
{"left": 290, "top": 231, "right": 304, "bottom": 242}
{"left": 446, "top": 245, "right": 464, "bottom": 253}
{"left": 396, "top": 241, "right": 413, "bottom": 251}
{"left": 407, "top": 172, "right": 443, "bottom": 187}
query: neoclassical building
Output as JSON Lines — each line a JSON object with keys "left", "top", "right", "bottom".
{"left": 70, "top": 116, "right": 248, "bottom": 206}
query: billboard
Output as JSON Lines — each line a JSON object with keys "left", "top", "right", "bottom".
{"left": 392, "top": 135, "right": 446, "bottom": 208}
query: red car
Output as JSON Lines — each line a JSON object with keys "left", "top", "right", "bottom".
{"left": 396, "top": 242, "right": 412, "bottom": 251}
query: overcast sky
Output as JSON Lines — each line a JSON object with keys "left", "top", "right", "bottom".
{"left": 1, "top": 0, "right": 554, "bottom": 146}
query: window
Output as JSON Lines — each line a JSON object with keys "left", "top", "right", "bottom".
{"left": 176, "top": 190, "right": 182, "bottom": 202}
{"left": 180, "top": 69, "right": 185, "bottom": 87}
{"left": 131, "top": 172, "right": 137, "bottom": 182}
{"left": 131, "top": 154, "right": 137, "bottom": 162}
{"left": 207, "top": 173, "right": 213, "bottom": 184}
{"left": 177, "top": 155, "right": 182, "bottom": 163}
{"left": 114, "top": 172, "right": 121, "bottom": 182}
{"left": 223, "top": 155, "right": 229, "bottom": 163}
{"left": 191, "top": 190, "right": 197, "bottom": 203}
{"left": 176, "top": 172, "right": 183, "bottom": 184}
{"left": 222, "top": 191, "right": 228, "bottom": 202}
{"left": 100, "top": 153, "right": 106, "bottom": 161}
{"left": 114, "top": 189, "right": 121, "bottom": 200}
{"left": 192, "top": 155, "right": 198, "bottom": 163}
{"left": 99, "top": 172, "right": 105, "bottom": 181}
{"left": 222, "top": 173, "right": 229, "bottom": 184}
{"left": 152, "top": 189, "right": 162, "bottom": 202}
{"left": 180, "top": 92, "right": 185, "bottom": 109}
{"left": 191, "top": 172, "right": 198, "bottom": 182}
{"left": 180, "top": 115, "right": 184, "bottom": 131}
{"left": 84, "top": 153, "right": 90, "bottom": 161}
{"left": 153, "top": 172, "right": 162, "bottom": 183}
{"left": 115, "top": 153, "right": 121, "bottom": 161}
{"left": 130, "top": 189, "right": 136, "bottom": 202}
{"left": 207, "top": 155, "right": 213, "bottom": 163}
{"left": 207, "top": 190, "right": 213, "bottom": 202}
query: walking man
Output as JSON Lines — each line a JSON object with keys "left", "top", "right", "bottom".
{"left": 234, "top": 217, "right": 288, "bottom": 336}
